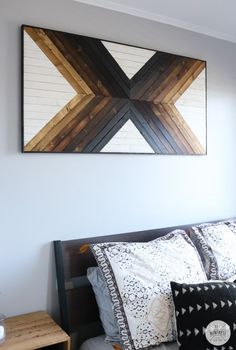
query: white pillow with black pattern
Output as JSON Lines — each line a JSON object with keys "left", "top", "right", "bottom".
{"left": 222, "top": 219, "right": 236, "bottom": 235}
{"left": 90, "top": 230, "right": 207, "bottom": 350}
{"left": 191, "top": 222, "right": 236, "bottom": 280}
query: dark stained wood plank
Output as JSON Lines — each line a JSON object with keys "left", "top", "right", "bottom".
{"left": 64, "top": 99, "right": 129, "bottom": 152}
{"left": 150, "top": 103, "right": 193, "bottom": 154}
{"left": 24, "top": 27, "right": 92, "bottom": 95}
{"left": 129, "top": 112, "right": 162, "bottom": 153}
{"left": 52, "top": 97, "right": 112, "bottom": 152}
{"left": 131, "top": 101, "right": 180, "bottom": 154}
{"left": 135, "top": 101, "right": 185, "bottom": 154}
{"left": 169, "top": 61, "right": 206, "bottom": 103}
{"left": 158, "top": 103, "right": 205, "bottom": 154}
{"left": 131, "top": 51, "right": 170, "bottom": 86}
{"left": 44, "top": 30, "right": 130, "bottom": 98}
{"left": 168, "top": 104, "right": 205, "bottom": 154}
{"left": 138, "top": 56, "right": 191, "bottom": 102}
{"left": 50, "top": 98, "right": 124, "bottom": 152}
{"left": 25, "top": 95, "right": 87, "bottom": 152}
{"left": 74, "top": 36, "right": 131, "bottom": 97}
{"left": 154, "top": 60, "right": 205, "bottom": 104}
{"left": 42, "top": 96, "right": 105, "bottom": 152}
{"left": 130, "top": 102, "right": 169, "bottom": 153}
{"left": 44, "top": 29, "right": 111, "bottom": 97}
{"left": 84, "top": 109, "right": 131, "bottom": 152}
{"left": 29, "top": 95, "right": 96, "bottom": 152}
{"left": 130, "top": 52, "right": 176, "bottom": 100}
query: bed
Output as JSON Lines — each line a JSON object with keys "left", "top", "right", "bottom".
{"left": 53, "top": 218, "right": 234, "bottom": 350}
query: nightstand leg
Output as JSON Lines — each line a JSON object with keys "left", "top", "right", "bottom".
{"left": 63, "top": 339, "right": 71, "bottom": 350}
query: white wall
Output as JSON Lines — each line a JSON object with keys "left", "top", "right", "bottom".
{"left": 0, "top": 0, "right": 236, "bottom": 319}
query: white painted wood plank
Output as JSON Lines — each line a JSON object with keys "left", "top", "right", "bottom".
{"left": 101, "top": 119, "right": 154, "bottom": 153}
{"left": 102, "top": 41, "right": 155, "bottom": 57}
{"left": 25, "top": 65, "right": 62, "bottom": 76}
{"left": 102, "top": 41, "right": 155, "bottom": 79}
{"left": 24, "top": 88, "right": 75, "bottom": 99}
{"left": 25, "top": 72, "right": 71, "bottom": 85}
{"left": 23, "top": 32, "right": 76, "bottom": 144}
{"left": 175, "top": 70, "right": 206, "bottom": 148}
{"left": 24, "top": 81, "right": 75, "bottom": 92}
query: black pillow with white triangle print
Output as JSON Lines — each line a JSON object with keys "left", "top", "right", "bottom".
{"left": 171, "top": 281, "right": 236, "bottom": 350}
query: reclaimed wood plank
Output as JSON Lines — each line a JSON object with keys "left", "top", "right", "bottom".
{"left": 130, "top": 102, "right": 168, "bottom": 153}
{"left": 65, "top": 99, "right": 128, "bottom": 152}
{"left": 137, "top": 101, "right": 183, "bottom": 154}
{"left": 155, "top": 60, "right": 205, "bottom": 104}
{"left": 43, "top": 96, "right": 104, "bottom": 152}
{"left": 150, "top": 103, "right": 191, "bottom": 153}
{"left": 77, "top": 37, "right": 130, "bottom": 97}
{"left": 130, "top": 52, "right": 175, "bottom": 100}
{"left": 160, "top": 103, "right": 205, "bottom": 154}
{"left": 28, "top": 95, "right": 95, "bottom": 152}
{"left": 24, "top": 26, "right": 92, "bottom": 95}
{"left": 169, "top": 62, "right": 206, "bottom": 103}
{"left": 84, "top": 106, "right": 131, "bottom": 152}
{"left": 53, "top": 97, "right": 112, "bottom": 152}
{"left": 139, "top": 56, "right": 187, "bottom": 102}
{"left": 132, "top": 101, "right": 177, "bottom": 154}
{"left": 45, "top": 30, "right": 111, "bottom": 97}
{"left": 24, "top": 95, "right": 84, "bottom": 151}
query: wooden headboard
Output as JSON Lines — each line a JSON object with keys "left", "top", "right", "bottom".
{"left": 53, "top": 218, "right": 231, "bottom": 349}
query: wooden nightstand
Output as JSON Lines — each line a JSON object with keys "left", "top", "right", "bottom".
{"left": 0, "top": 311, "right": 70, "bottom": 349}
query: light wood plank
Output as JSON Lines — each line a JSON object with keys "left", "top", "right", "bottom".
{"left": 24, "top": 94, "right": 87, "bottom": 151}
{"left": 29, "top": 95, "right": 95, "bottom": 151}
{"left": 24, "top": 27, "right": 93, "bottom": 95}
{"left": 160, "top": 103, "right": 205, "bottom": 154}
{"left": 53, "top": 97, "right": 111, "bottom": 152}
{"left": 162, "top": 61, "right": 205, "bottom": 103}
{"left": 151, "top": 103, "right": 192, "bottom": 153}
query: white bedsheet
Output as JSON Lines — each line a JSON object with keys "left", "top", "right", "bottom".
{"left": 79, "top": 335, "right": 178, "bottom": 350}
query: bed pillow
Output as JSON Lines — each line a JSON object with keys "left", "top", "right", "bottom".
{"left": 222, "top": 219, "right": 236, "bottom": 235}
{"left": 189, "top": 229, "right": 218, "bottom": 281}
{"left": 191, "top": 222, "right": 236, "bottom": 280}
{"left": 90, "top": 230, "right": 207, "bottom": 350}
{"left": 87, "top": 267, "right": 120, "bottom": 344}
{"left": 171, "top": 280, "right": 236, "bottom": 350}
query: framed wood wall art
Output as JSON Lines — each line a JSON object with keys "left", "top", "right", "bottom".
{"left": 22, "top": 25, "right": 207, "bottom": 154}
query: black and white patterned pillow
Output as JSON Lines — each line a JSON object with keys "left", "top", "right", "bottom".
{"left": 189, "top": 228, "right": 219, "bottom": 280}
{"left": 191, "top": 222, "right": 236, "bottom": 280}
{"left": 90, "top": 230, "right": 208, "bottom": 350}
{"left": 171, "top": 281, "right": 236, "bottom": 350}
{"left": 222, "top": 220, "right": 236, "bottom": 235}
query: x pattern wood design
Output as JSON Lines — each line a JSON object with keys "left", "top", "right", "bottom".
{"left": 24, "top": 26, "right": 206, "bottom": 154}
